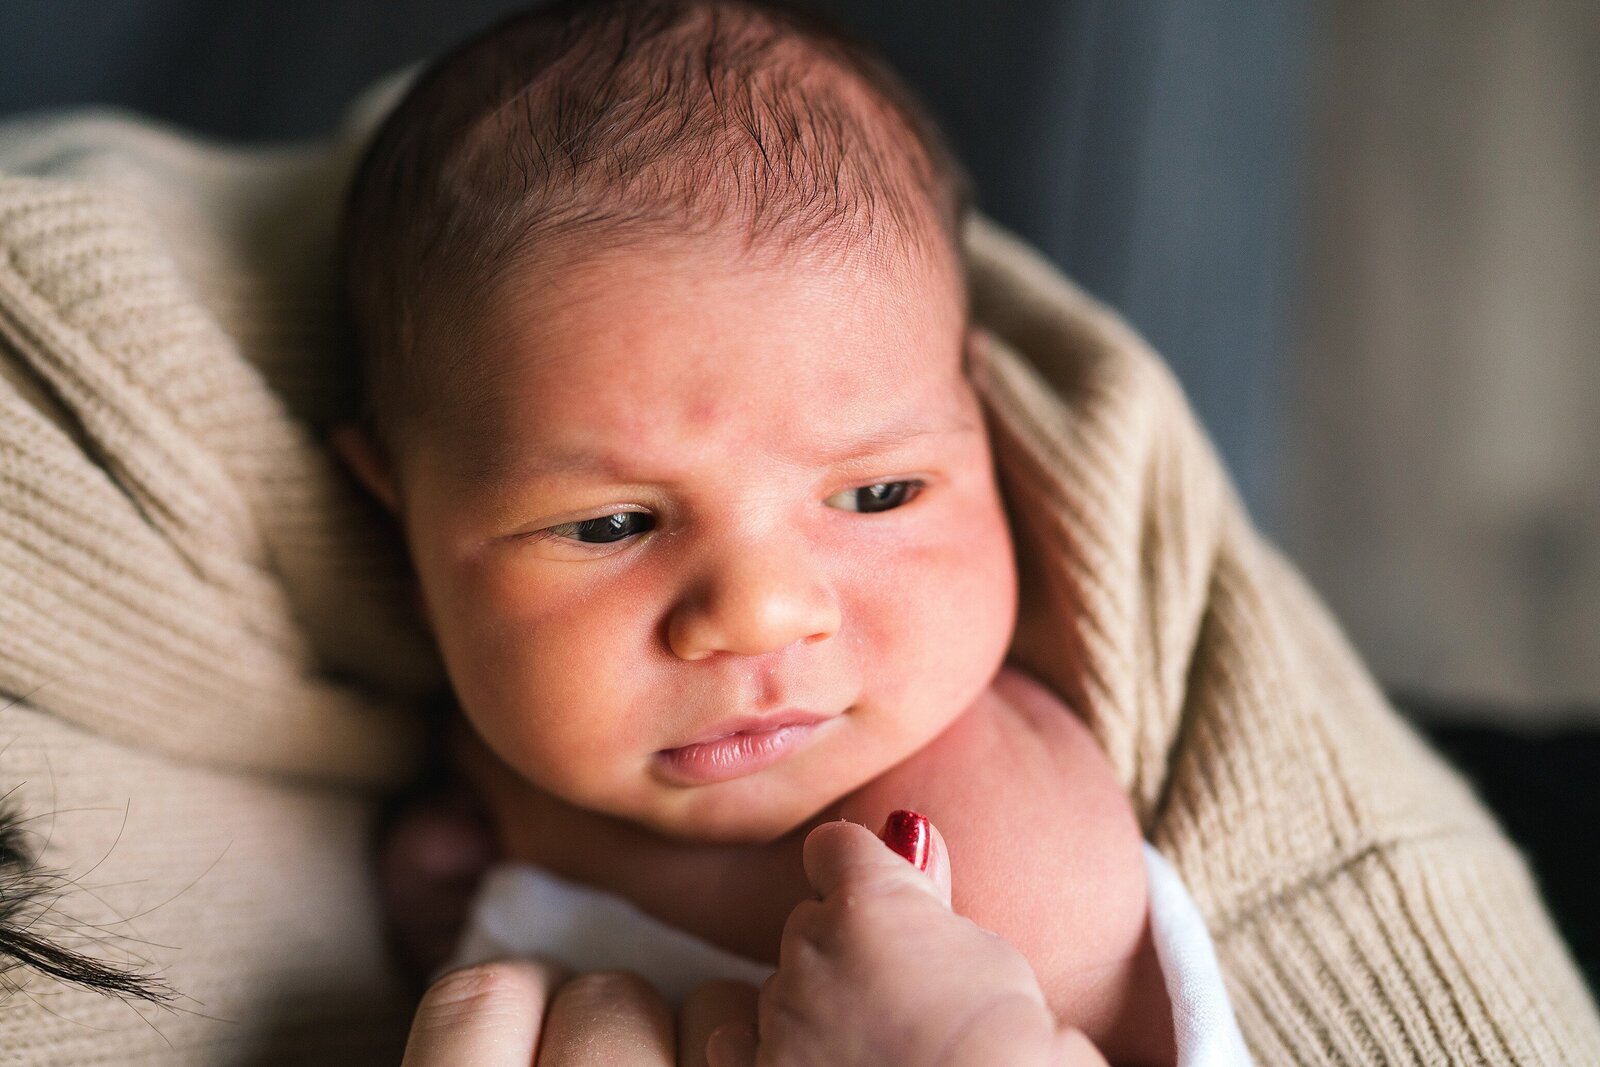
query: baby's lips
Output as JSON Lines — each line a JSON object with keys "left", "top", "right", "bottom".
{"left": 879, "top": 809, "right": 931, "bottom": 871}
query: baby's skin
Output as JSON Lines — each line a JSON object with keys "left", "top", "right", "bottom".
{"left": 458, "top": 665, "right": 1176, "bottom": 1066}
{"left": 339, "top": 225, "right": 1175, "bottom": 1065}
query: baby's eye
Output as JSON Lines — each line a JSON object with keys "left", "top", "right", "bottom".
{"left": 544, "top": 511, "right": 656, "bottom": 544}
{"left": 825, "top": 480, "right": 925, "bottom": 514}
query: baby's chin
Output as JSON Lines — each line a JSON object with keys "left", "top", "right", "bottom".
{"left": 642, "top": 812, "right": 815, "bottom": 846}
{"left": 622, "top": 773, "right": 865, "bottom": 846}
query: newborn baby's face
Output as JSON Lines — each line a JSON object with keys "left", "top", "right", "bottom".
{"left": 394, "top": 232, "right": 1017, "bottom": 842}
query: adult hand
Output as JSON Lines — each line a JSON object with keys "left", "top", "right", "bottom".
{"left": 706, "top": 813, "right": 1110, "bottom": 1067}
{"left": 402, "top": 959, "right": 757, "bottom": 1066}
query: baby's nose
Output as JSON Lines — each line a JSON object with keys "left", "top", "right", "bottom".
{"left": 666, "top": 536, "right": 841, "bottom": 661}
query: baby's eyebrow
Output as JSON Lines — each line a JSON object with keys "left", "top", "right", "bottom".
{"left": 808, "top": 418, "right": 974, "bottom": 467}
{"left": 460, "top": 443, "right": 619, "bottom": 489}
{"left": 461, "top": 413, "right": 978, "bottom": 489}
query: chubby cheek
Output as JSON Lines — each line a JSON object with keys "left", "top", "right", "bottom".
{"left": 848, "top": 485, "right": 1018, "bottom": 745}
{"left": 423, "top": 552, "right": 660, "bottom": 802}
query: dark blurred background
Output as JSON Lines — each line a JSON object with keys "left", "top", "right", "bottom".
{"left": 2, "top": 0, "right": 1594, "bottom": 990}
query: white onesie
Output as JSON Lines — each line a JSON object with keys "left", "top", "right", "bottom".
{"left": 448, "top": 840, "right": 1253, "bottom": 1066}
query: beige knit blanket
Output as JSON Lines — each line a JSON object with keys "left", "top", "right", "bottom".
{"left": 1, "top": 84, "right": 1596, "bottom": 1064}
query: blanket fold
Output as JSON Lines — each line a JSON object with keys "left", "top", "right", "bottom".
{"left": 0, "top": 87, "right": 1595, "bottom": 1065}
{"left": 966, "top": 222, "right": 1600, "bottom": 1061}
{"left": 0, "top": 121, "right": 441, "bottom": 787}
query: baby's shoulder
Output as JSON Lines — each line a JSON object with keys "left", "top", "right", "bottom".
{"left": 838, "top": 663, "right": 1136, "bottom": 855}
{"left": 987, "top": 663, "right": 1103, "bottom": 761}
{"left": 926, "top": 663, "right": 1117, "bottom": 789}
{"left": 838, "top": 663, "right": 1151, "bottom": 1017}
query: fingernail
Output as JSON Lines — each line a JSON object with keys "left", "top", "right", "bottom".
{"left": 880, "top": 809, "right": 931, "bottom": 870}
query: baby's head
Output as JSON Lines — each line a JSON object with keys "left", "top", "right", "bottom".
{"left": 336, "top": 0, "right": 1018, "bottom": 842}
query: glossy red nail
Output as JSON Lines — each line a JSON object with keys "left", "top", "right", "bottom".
{"left": 880, "top": 809, "right": 931, "bottom": 871}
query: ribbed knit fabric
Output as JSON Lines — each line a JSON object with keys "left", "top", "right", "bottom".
{"left": 0, "top": 82, "right": 1595, "bottom": 1063}
{"left": 0, "top": 116, "right": 440, "bottom": 785}
{"left": 966, "top": 224, "right": 1600, "bottom": 1064}
{"left": 0, "top": 107, "right": 440, "bottom": 1065}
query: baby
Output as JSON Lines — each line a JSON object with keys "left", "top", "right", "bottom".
{"left": 333, "top": 1, "right": 1245, "bottom": 1063}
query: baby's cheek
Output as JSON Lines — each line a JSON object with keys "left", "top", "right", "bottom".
{"left": 844, "top": 544, "right": 970, "bottom": 702}
{"left": 437, "top": 564, "right": 638, "bottom": 787}
{"left": 905, "top": 498, "right": 1016, "bottom": 667}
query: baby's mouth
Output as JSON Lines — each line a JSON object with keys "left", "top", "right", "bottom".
{"left": 653, "top": 709, "right": 838, "bottom": 787}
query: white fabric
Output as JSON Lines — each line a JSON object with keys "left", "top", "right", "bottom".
{"left": 447, "top": 841, "right": 1253, "bottom": 1064}
{"left": 1142, "top": 843, "right": 1255, "bottom": 1067}
{"left": 446, "top": 859, "right": 774, "bottom": 1006}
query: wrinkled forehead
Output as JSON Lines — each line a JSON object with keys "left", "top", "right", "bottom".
{"left": 407, "top": 227, "right": 973, "bottom": 487}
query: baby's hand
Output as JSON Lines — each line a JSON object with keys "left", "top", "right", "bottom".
{"left": 707, "top": 814, "right": 1109, "bottom": 1067}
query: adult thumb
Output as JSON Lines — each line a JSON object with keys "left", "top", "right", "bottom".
{"left": 802, "top": 810, "right": 953, "bottom": 907}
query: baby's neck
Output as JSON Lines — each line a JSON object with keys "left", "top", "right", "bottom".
{"left": 485, "top": 777, "right": 817, "bottom": 961}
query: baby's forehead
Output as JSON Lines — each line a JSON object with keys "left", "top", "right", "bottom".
{"left": 422, "top": 234, "right": 975, "bottom": 483}
{"left": 463, "top": 222, "right": 966, "bottom": 357}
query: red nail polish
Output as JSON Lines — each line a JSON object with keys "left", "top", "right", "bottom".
{"left": 880, "top": 809, "right": 930, "bottom": 870}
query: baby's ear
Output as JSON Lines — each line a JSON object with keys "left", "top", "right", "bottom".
{"left": 329, "top": 422, "right": 401, "bottom": 515}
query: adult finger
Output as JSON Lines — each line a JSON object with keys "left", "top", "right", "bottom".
{"left": 703, "top": 1020, "right": 758, "bottom": 1067}
{"left": 802, "top": 812, "right": 952, "bottom": 907}
{"left": 401, "top": 958, "right": 563, "bottom": 1067}
{"left": 537, "top": 970, "right": 675, "bottom": 1066}
{"left": 678, "top": 980, "right": 758, "bottom": 1067}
